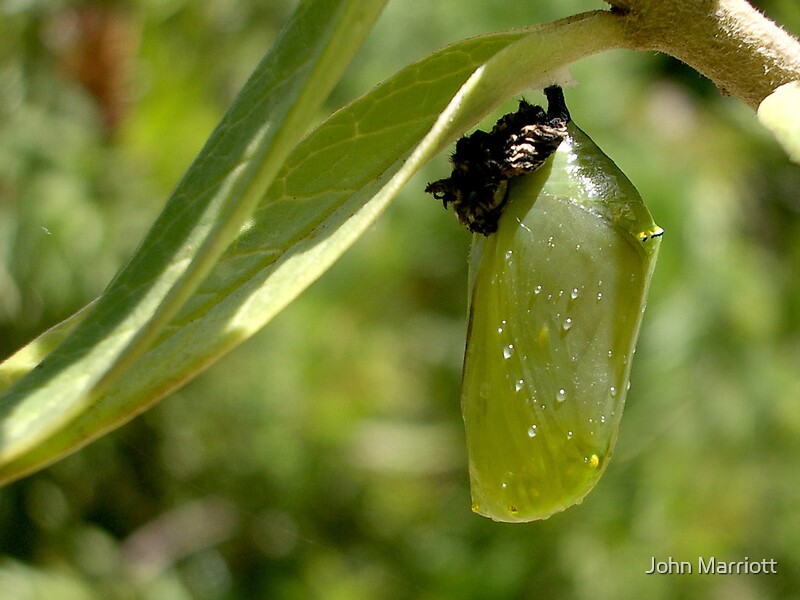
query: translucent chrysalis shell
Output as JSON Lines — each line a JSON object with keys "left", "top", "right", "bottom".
{"left": 462, "top": 122, "right": 662, "bottom": 522}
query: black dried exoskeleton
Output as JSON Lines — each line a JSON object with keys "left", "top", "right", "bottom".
{"left": 425, "top": 85, "right": 570, "bottom": 235}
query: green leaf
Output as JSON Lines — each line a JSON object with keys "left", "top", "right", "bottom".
{"left": 0, "top": 0, "right": 387, "bottom": 469}
{"left": 0, "top": 10, "right": 627, "bottom": 484}
{"left": 758, "top": 80, "right": 800, "bottom": 164}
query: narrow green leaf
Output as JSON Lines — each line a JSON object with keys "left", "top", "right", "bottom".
{"left": 0, "top": 0, "right": 387, "bottom": 465}
{"left": 0, "top": 10, "right": 627, "bottom": 484}
{"left": 758, "top": 80, "right": 800, "bottom": 163}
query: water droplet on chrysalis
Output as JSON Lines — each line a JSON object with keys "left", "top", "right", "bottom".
{"left": 570, "top": 288, "right": 579, "bottom": 300}
{"left": 556, "top": 388, "right": 566, "bottom": 403}
{"left": 503, "top": 344, "right": 514, "bottom": 359}
{"left": 527, "top": 425, "right": 537, "bottom": 438}
{"left": 515, "top": 379, "right": 524, "bottom": 392}
{"left": 562, "top": 318, "right": 573, "bottom": 331}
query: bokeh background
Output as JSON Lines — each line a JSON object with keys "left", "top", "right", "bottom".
{"left": 1, "top": 1, "right": 799, "bottom": 598}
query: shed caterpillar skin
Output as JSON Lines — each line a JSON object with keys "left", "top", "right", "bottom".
{"left": 426, "top": 87, "right": 569, "bottom": 236}
{"left": 428, "top": 88, "right": 662, "bottom": 522}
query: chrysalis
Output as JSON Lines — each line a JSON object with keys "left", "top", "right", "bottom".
{"left": 429, "top": 88, "right": 662, "bottom": 522}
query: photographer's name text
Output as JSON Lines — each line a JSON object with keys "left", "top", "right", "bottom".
{"left": 646, "top": 556, "right": 777, "bottom": 575}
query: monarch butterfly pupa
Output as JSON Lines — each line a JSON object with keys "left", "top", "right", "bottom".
{"left": 432, "top": 88, "right": 662, "bottom": 522}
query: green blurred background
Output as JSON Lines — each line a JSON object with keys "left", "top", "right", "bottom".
{"left": 1, "top": 1, "right": 799, "bottom": 598}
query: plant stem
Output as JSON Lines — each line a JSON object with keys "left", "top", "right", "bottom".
{"left": 605, "top": 0, "right": 800, "bottom": 109}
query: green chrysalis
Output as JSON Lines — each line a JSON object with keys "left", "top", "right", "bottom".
{"left": 427, "top": 88, "right": 662, "bottom": 522}
{"left": 463, "top": 119, "right": 662, "bottom": 522}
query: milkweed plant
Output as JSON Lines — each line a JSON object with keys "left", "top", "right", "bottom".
{"left": 1, "top": 0, "right": 799, "bottom": 519}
